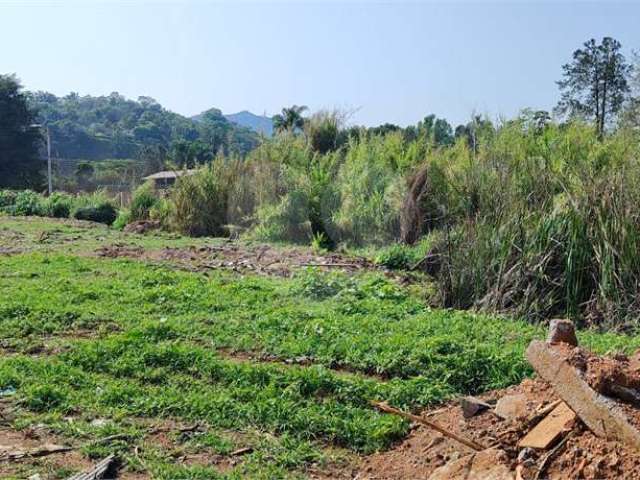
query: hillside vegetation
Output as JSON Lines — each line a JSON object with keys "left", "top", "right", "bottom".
{"left": 28, "top": 92, "right": 259, "bottom": 161}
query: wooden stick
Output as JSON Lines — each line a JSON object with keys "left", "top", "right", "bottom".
{"left": 0, "top": 434, "right": 130, "bottom": 462}
{"left": 66, "top": 454, "right": 115, "bottom": 480}
{"left": 299, "top": 263, "right": 362, "bottom": 268}
{"left": 371, "top": 401, "right": 486, "bottom": 451}
{"left": 0, "top": 444, "right": 74, "bottom": 461}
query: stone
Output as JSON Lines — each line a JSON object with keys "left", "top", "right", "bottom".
{"left": 468, "top": 448, "right": 514, "bottom": 480}
{"left": 526, "top": 340, "right": 640, "bottom": 450}
{"left": 517, "top": 447, "right": 536, "bottom": 463}
{"left": 428, "top": 448, "right": 514, "bottom": 480}
{"left": 519, "top": 401, "right": 576, "bottom": 449}
{"left": 547, "top": 319, "right": 578, "bottom": 346}
{"left": 494, "top": 394, "right": 528, "bottom": 421}
{"left": 428, "top": 453, "right": 473, "bottom": 480}
{"left": 460, "top": 396, "right": 492, "bottom": 418}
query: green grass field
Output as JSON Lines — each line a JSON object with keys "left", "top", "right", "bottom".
{"left": 1, "top": 217, "right": 639, "bottom": 479}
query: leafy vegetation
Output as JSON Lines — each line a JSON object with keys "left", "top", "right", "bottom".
{"left": 3, "top": 218, "right": 640, "bottom": 477}
{"left": 0, "top": 188, "right": 118, "bottom": 225}
{"left": 28, "top": 93, "right": 260, "bottom": 163}
{"left": 0, "top": 75, "right": 43, "bottom": 189}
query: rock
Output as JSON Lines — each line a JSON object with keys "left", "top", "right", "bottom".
{"left": 460, "top": 396, "right": 492, "bottom": 418}
{"left": 468, "top": 448, "right": 514, "bottom": 480}
{"left": 494, "top": 394, "right": 528, "bottom": 421}
{"left": 123, "top": 220, "right": 160, "bottom": 234}
{"left": 428, "top": 448, "right": 514, "bottom": 480}
{"left": 428, "top": 453, "right": 473, "bottom": 480}
{"left": 547, "top": 319, "right": 578, "bottom": 346}
{"left": 517, "top": 447, "right": 536, "bottom": 463}
{"left": 519, "top": 401, "right": 576, "bottom": 449}
{"left": 526, "top": 340, "right": 640, "bottom": 450}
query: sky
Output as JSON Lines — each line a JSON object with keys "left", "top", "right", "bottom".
{"left": 1, "top": 1, "right": 639, "bottom": 127}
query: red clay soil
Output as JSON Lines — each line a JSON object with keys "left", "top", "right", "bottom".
{"left": 357, "top": 377, "right": 640, "bottom": 479}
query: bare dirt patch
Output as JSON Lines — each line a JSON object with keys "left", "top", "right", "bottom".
{"left": 95, "top": 242, "right": 377, "bottom": 278}
{"left": 0, "top": 427, "right": 93, "bottom": 478}
{"left": 358, "top": 377, "right": 640, "bottom": 479}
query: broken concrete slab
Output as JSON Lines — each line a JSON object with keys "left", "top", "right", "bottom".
{"left": 428, "top": 448, "right": 514, "bottom": 480}
{"left": 494, "top": 394, "right": 528, "bottom": 421}
{"left": 460, "top": 396, "right": 492, "bottom": 419}
{"left": 526, "top": 340, "right": 640, "bottom": 450}
{"left": 547, "top": 319, "right": 578, "bottom": 346}
{"left": 519, "top": 401, "right": 576, "bottom": 449}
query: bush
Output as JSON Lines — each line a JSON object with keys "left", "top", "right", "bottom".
{"left": 129, "top": 182, "right": 158, "bottom": 221}
{"left": 112, "top": 209, "right": 131, "bottom": 230}
{"left": 0, "top": 190, "right": 17, "bottom": 209}
{"left": 73, "top": 203, "right": 117, "bottom": 225}
{"left": 374, "top": 243, "right": 418, "bottom": 270}
{"left": 43, "top": 192, "right": 74, "bottom": 218}
{"left": 11, "top": 190, "right": 44, "bottom": 216}
{"left": 169, "top": 160, "right": 245, "bottom": 237}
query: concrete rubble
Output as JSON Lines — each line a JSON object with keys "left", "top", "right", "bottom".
{"left": 415, "top": 319, "right": 640, "bottom": 479}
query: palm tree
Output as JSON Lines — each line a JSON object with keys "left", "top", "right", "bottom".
{"left": 272, "top": 105, "right": 308, "bottom": 134}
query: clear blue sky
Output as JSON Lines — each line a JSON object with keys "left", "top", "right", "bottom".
{"left": 1, "top": 1, "right": 638, "bottom": 127}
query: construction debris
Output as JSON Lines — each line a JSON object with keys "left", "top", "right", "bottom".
{"left": 362, "top": 320, "right": 640, "bottom": 479}
{"left": 494, "top": 394, "right": 528, "bottom": 421}
{"left": 526, "top": 340, "right": 640, "bottom": 449}
{"left": 519, "top": 401, "right": 576, "bottom": 449}
{"left": 459, "top": 396, "right": 492, "bottom": 418}
{"left": 428, "top": 447, "right": 514, "bottom": 480}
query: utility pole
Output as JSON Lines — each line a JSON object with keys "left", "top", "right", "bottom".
{"left": 46, "top": 126, "right": 52, "bottom": 195}
{"left": 30, "top": 123, "right": 52, "bottom": 194}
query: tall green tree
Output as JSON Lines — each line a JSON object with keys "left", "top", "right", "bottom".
{"left": 556, "top": 37, "right": 631, "bottom": 137}
{"left": 620, "top": 51, "right": 640, "bottom": 129}
{"left": 419, "top": 114, "right": 454, "bottom": 146}
{"left": 0, "top": 74, "right": 43, "bottom": 189}
{"left": 75, "top": 161, "right": 95, "bottom": 190}
{"left": 272, "top": 105, "right": 308, "bottom": 134}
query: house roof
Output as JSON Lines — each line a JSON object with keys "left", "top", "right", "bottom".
{"left": 143, "top": 169, "right": 198, "bottom": 180}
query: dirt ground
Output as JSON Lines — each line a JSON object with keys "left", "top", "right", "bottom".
{"left": 95, "top": 242, "right": 378, "bottom": 278}
{"left": 356, "top": 378, "right": 640, "bottom": 480}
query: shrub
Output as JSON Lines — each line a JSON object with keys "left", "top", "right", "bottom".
{"left": 43, "top": 192, "right": 74, "bottom": 218}
{"left": 169, "top": 159, "right": 246, "bottom": 237}
{"left": 149, "top": 198, "right": 172, "bottom": 228}
{"left": 112, "top": 209, "right": 131, "bottom": 230}
{"left": 374, "top": 243, "right": 417, "bottom": 270}
{"left": 73, "top": 203, "right": 117, "bottom": 225}
{"left": 129, "top": 182, "right": 158, "bottom": 221}
{"left": 0, "top": 190, "right": 17, "bottom": 209}
{"left": 12, "top": 190, "right": 44, "bottom": 216}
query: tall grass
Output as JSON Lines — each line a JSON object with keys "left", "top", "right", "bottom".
{"left": 10, "top": 112, "right": 640, "bottom": 326}
{"left": 427, "top": 121, "right": 640, "bottom": 327}
{"left": 186, "top": 116, "right": 640, "bottom": 326}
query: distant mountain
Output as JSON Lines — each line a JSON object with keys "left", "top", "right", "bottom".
{"left": 224, "top": 111, "right": 273, "bottom": 137}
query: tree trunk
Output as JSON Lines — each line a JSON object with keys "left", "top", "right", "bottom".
{"left": 600, "top": 77, "right": 608, "bottom": 139}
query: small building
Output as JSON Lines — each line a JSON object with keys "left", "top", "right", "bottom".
{"left": 143, "top": 169, "right": 197, "bottom": 189}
